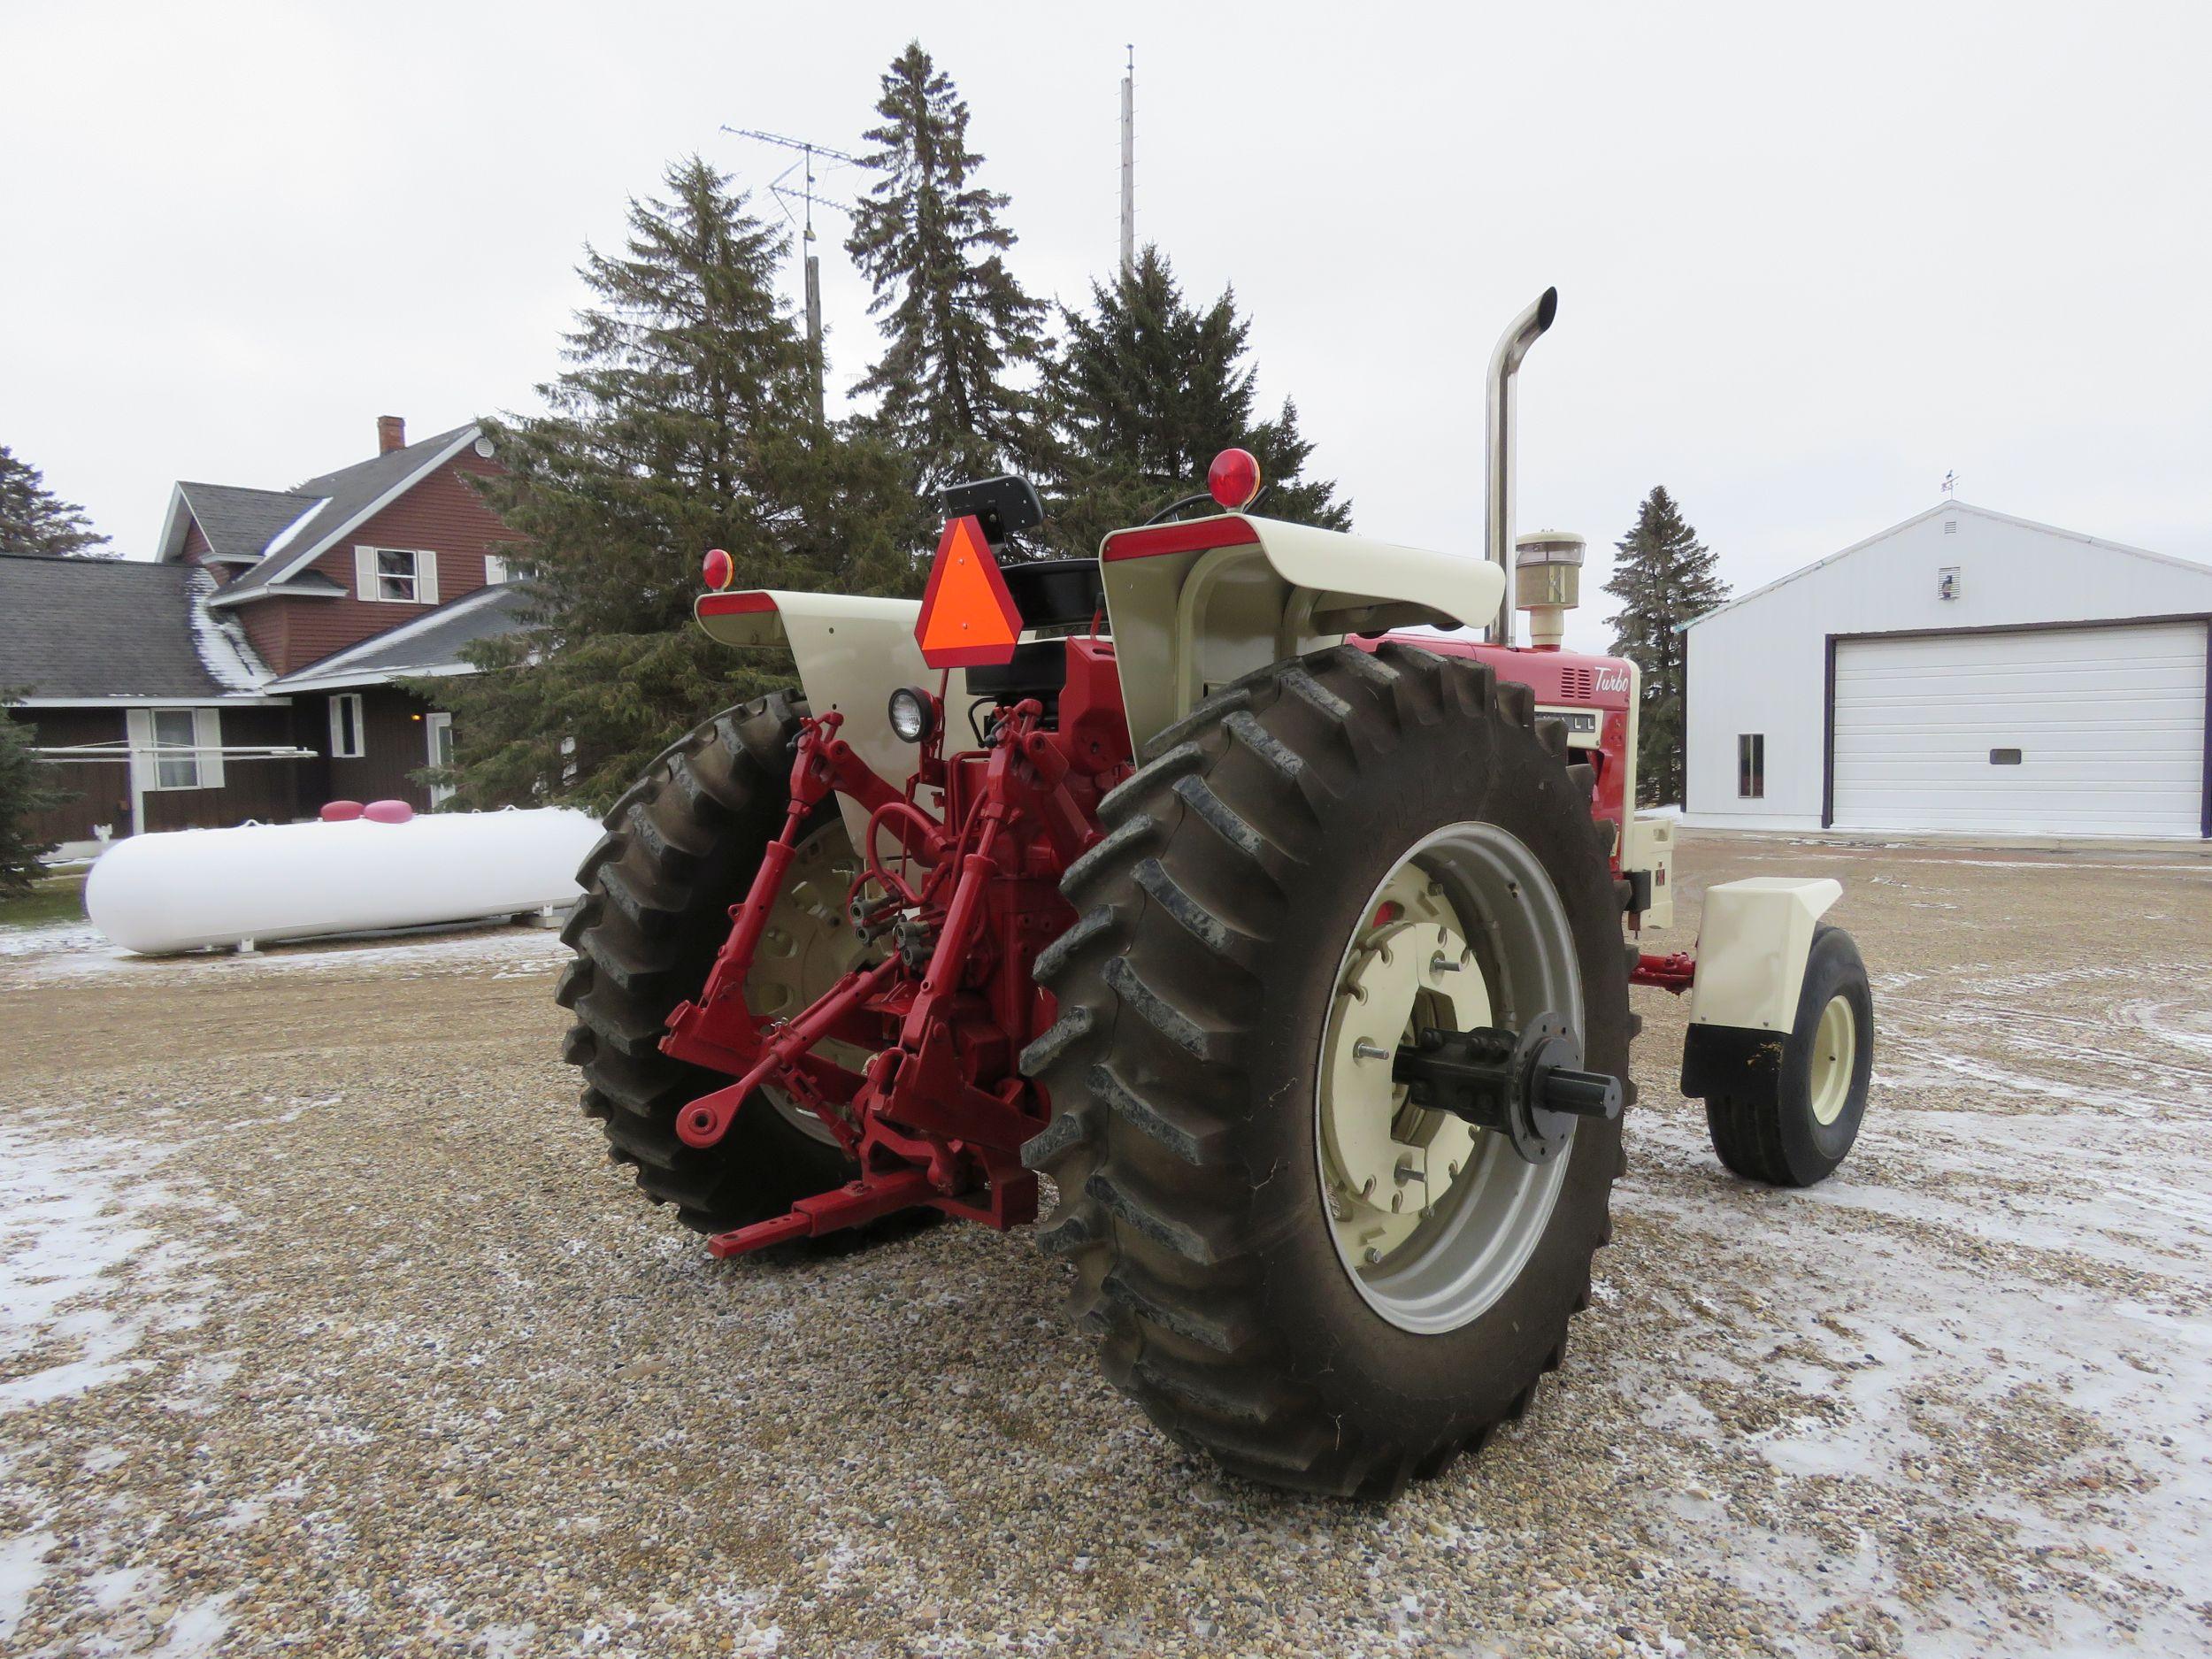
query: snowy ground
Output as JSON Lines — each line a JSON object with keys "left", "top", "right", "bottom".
{"left": 0, "top": 837, "right": 2206, "bottom": 1656}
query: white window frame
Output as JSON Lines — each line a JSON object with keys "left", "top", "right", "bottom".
{"left": 330, "top": 693, "right": 366, "bottom": 760}
{"left": 482, "top": 554, "right": 510, "bottom": 586}
{"left": 1738, "top": 733, "right": 1766, "bottom": 800}
{"left": 129, "top": 706, "right": 223, "bottom": 793}
{"left": 425, "top": 711, "right": 455, "bottom": 807}
{"left": 354, "top": 545, "right": 441, "bottom": 605}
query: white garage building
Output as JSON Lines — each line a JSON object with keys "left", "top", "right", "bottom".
{"left": 1684, "top": 503, "right": 2212, "bottom": 839}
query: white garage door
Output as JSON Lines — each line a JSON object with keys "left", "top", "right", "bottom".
{"left": 1832, "top": 621, "right": 2208, "bottom": 836}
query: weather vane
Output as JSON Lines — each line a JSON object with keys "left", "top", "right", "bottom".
{"left": 1940, "top": 470, "right": 1958, "bottom": 498}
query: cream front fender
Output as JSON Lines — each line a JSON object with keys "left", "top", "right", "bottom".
{"left": 1686, "top": 876, "right": 1844, "bottom": 1033}
{"left": 695, "top": 590, "right": 929, "bottom": 853}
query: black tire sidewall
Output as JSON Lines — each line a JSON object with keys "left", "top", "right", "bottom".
{"left": 1777, "top": 925, "right": 1873, "bottom": 1179}
{"left": 1229, "top": 699, "right": 1628, "bottom": 1440}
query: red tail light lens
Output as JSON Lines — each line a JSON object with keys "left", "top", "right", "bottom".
{"left": 703, "top": 548, "right": 734, "bottom": 590}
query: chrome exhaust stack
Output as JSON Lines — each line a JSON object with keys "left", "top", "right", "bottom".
{"left": 1484, "top": 287, "right": 1559, "bottom": 646}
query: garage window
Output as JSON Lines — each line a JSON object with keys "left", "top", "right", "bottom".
{"left": 1738, "top": 733, "right": 1765, "bottom": 799}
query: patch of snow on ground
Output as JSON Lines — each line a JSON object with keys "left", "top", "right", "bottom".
{"left": 0, "top": 920, "right": 570, "bottom": 985}
{"left": 1613, "top": 956, "right": 2212, "bottom": 1655}
{"left": 0, "top": 1115, "right": 224, "bottom": 1414}
{"left": 0, "top": 921, "right": 103, "bottom": 958}
{"left": 0, "top": 1528, "right": 58, "bottom": 1642}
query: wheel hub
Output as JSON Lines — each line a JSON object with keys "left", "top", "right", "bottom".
{"left": 1320, "top": 872, "right": 1483, "bottom": 1264}
{"left": 1392, "top": 1013, "right": 1622, "bottom": 1164}
{"left": 1315, "top": 823, "right": 1586, "bottom": 1334}
{"left": 748, "top": 822, "right": 872, "bottom": 1146}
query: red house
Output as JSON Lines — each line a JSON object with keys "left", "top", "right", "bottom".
{"left": 2, "top": 417, "right": 529, "bottom": 855}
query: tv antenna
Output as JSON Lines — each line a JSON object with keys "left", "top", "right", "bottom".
{"left": 1119, "top": 47, "right": 1135, "bottom": 276}
{"left": 723, "top": 127, "right": 864, "bottom": 427}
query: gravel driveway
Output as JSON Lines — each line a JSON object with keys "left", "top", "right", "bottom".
{"left": 1, "top": 831, "right": 2208, "bottom": 1657}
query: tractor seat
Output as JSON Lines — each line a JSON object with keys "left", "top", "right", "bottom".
{"left": 1000, "top": 557, "right": 1105, "bottom": 632}
{"left": 964, "top": 559, "right": 1109, "bottom": 707}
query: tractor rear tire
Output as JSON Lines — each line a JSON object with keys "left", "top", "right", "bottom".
{"left": 1022, "top": 641, "right": 1632, "bottom": 1499}
{"left": 557, "top": 692, "right": 857, "bottom": 1234}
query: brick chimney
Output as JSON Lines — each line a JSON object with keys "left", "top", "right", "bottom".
{"left": 376, "top": 415, "right": 406, "bottom": 455}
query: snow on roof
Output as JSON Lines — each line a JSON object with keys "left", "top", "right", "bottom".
{"left": 183, "top": 566, "right": 270, "bottom": 692}
{"left": 255, "top": 496, "right": 329, "bottom": 563}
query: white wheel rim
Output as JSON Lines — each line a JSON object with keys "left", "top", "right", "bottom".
{"left": 1315, "top": 823, "right": 1581, "bottom": 1336}
{"left": 745, "top": 820, "right": 872, "bottom": 1147}
{"left": 1809, "top": 993, "right": 1856, "bottom": 1127}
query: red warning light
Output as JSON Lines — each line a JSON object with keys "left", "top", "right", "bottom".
{"left": 702, "top": 548, "right": 734, "bottom": 590}
{"left": 1208, "top": 448, "right": 1261, "bottom": 511}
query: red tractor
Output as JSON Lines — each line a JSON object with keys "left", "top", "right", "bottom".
{"left": 557, "top": 290, "right": 1875, "bottom": 1497}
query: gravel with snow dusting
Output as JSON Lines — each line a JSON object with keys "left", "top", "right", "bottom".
{"left": 0, "top": 834, "right": 2208, "bottom": 1657}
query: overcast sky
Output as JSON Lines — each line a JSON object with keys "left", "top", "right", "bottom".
{"left": 5, "top": 1, "right": 2208, "bottom": 651}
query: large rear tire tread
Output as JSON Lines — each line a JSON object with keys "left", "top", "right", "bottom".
{"left": 558, "top": 693, "right": 854, "bottom": 1234}
{"left": 1024, "top": 641, "right": 1634, "bottom": 1498}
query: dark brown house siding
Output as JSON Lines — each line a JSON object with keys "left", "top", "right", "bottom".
{"left": 239, "top": 450, "right": 513, "bottom": 675}
{"left": 142, "top": 705, "right": 302, "bottom": 833}
{"left": 12, "top": 707, "right": 130, "bottom": 847}
{"left": 9, "top": 704, "right": 308, "bottom": 845}
{"left": 308, "top": 686, "right": 445, "bottom": 810}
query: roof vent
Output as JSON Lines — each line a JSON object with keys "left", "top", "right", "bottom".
{"left": 377, "top": 415, "right": 406, "bottom": 455}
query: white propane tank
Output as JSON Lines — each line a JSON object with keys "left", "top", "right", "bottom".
{"left": 85, "top": 807, "right": 604, "bottom": 955}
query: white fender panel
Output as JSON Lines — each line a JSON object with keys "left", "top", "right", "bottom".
{"left": 695, "top": 591, "right": 929, "bottom": 855}
{"left": 1687, "top": 876, "right": 1843, "bottom": 1033}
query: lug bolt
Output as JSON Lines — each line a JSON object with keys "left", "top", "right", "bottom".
{"left": 1353, "top": 1039, "right": 1389, "bottom": 1063}
{"left": 1395, "top": 1161, "right": 1426, "bottom": 1185}
{"left": 1430, "top": 953, "right": 1463, "bottom": 975}
{"left": 1363, "top": 1247, "right": 1384, "bottom": 1265}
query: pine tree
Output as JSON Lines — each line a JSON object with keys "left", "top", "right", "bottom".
{"left": 424, "top": 157, "right": 926, "bottom": 811}
{"left": 1604, "top": 487, "right": 1729, "bottom": 806}
{"left": 0, "top": 697, "right": 68, "bottom": 895}
{"left": 1043, "top": 246, "right": 1349, "bottom": 555}
{"left": 0, "top": 447, "right": 111, "bottom": 557}
{"left": 846, "top": 42, "right": 1048, "bottom": 493}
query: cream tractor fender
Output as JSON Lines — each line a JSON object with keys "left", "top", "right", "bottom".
{"left": 1687, "top": 876, "right": 1844, "bottom": 1034}
{"left": 695, "top": 591, "right": 929, "bottom": 856}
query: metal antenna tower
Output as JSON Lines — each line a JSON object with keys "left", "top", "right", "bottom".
{"left": 723, "top": 127, "right": 864, "bottom": 427}
{"left": 1119, "top": 47, "right": 1136, "bottom": 277}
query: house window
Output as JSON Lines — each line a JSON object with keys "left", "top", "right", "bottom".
{"left": 1738, "top": 733, "right": 1765, "bottom": 799}
{"left": 355, "top": 546, "right": 440, "bottom": 604}
{"left": 426, "top": 711, "right": 455, "bottom": 807}
{"left": 483, "top": 555, "right": 509, "bottom": 585}
{"left": 330, "top": 694, "right": 365, "bottom": 759}
{"left": 151, "top": 708, "right": 203, "bottom": 789}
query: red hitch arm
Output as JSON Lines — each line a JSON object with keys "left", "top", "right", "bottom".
{"left": 1631, "top": 951, "right": 1697, "bottom": 995}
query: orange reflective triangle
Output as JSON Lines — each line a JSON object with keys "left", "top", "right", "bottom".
{"left": 916, "top": 514, "right": 1023, "bottom": 668}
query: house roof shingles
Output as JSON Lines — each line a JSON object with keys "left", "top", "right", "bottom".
{"left": 266, "top": 583, "right": 533, "bottom": 689}
{"left": 173, "top": 483, "right": 319, "bottom": 563}
{"left": 211, "top": 422, "right": 480, "bottom": 604}
{"left": 0, "top": 554, "right": 272, "bottom": 701}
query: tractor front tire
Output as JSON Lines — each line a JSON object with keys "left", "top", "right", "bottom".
{"left": 1697, "top": 923, "right": 1873, "bottom": 1187}
{"left": 1023, "top": 642, "right": 1632, "bottom": 1499}
{"left": 557, "top": 693, "right": 856, "bottom": 1234}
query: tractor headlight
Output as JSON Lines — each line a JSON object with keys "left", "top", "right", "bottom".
{"left": 887, "top": 687, "right": 935, "bottom": 745}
